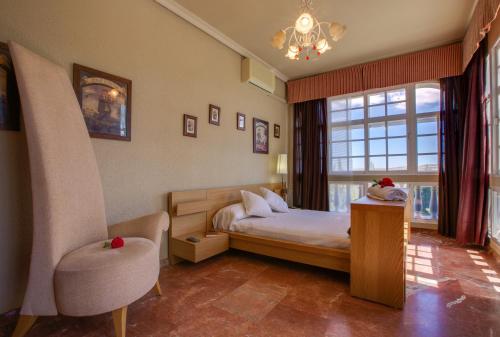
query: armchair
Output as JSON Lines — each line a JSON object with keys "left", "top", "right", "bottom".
{"left": 8, "top": 41, "right": 169, "bottom": 337}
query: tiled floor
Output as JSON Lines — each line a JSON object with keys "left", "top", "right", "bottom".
{"left": 1, "top": 230, "right": 499, "bottom": 337}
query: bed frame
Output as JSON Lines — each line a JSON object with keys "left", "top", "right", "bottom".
{"left": 167, "top": 183, "right": 351, "bottom": 272}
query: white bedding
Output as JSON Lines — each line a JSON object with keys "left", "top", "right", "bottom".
{"left": 218, "top": 209, "right": 351, "bottom": 249}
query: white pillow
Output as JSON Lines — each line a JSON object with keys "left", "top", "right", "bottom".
{"left": 260, "top": 187, "right": 289, "bottom": 213}
{"left": 212, "top": 203, "right": 248, "bottom": 231}
{"left": 240, "top": 190, "right": 273, "bottom": 217}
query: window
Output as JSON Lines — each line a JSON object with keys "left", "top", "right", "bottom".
{"left": 492, "top": 42, "right": 500, "bottom": 174}
{"left": 488, "top": 40, "right": 500, "bottom": 245}
{"left": 329, "top": 181, "right": 437, "bottom": 223}
{"left": 328, "top": 82, "right": 440, "bottom": 175}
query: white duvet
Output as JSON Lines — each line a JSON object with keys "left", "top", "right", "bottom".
{"left": 218, "top": 209, "right": 351, "bottom": 249}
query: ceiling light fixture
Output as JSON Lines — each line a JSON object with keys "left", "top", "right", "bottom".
{"left": 271, "top": 0, "right": 346, "bottom": 61}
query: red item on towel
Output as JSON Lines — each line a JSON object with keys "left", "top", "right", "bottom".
{"left": 111, "top": 236, "right": 124, "bottom": 249}
{"left": 378, "top": 177, "right": 395, "bottom": 188}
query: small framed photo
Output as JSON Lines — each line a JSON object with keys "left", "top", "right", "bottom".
{"left": 253, "top": 118, "right": 269, "bottom": 154}
{"left": 73, "top": 64, "right": 132, "bottom": 141}
{"left": 209, "top": 104, "right": 220, "bottom": 126}
{"left": 274, "top": 124, "right": 280, "bottom": 138}
{"left": 237, "top": 112, "right": 246, "bottom": 131}
{"left": 0, "top": 42, "right": 20, "bottom": 131}
{"left": 183, "top": 114, "right": 197, "bottom": 138}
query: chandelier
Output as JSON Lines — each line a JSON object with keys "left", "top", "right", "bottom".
{"left": 271, "top": 0, "right": 346, "bottom": 61}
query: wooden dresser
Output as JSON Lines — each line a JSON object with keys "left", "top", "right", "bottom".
{"left": 350, "top": 196, "right": 407, "bottom": 309}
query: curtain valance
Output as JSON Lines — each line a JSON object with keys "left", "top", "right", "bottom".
{"left": 287, "top": 43, "right": 463, "bottom": 104}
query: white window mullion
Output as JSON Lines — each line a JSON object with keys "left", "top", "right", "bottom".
{"left": 407, "top": 84, "right": 417, "bottom": 174}
{"left": 364, "top": 94, "right": 369, "bottom": 174}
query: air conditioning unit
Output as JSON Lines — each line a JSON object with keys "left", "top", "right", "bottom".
{"left": 241, "top": 58, "right": 276, "bottom": 94}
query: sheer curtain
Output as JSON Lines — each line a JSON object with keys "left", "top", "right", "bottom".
{"left": 293, "top": 98, "right": 329, "bottom": 211}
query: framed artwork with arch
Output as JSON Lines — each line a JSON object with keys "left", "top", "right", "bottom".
{"left": 73, "top": 64, "right": 132, "bottom": 141}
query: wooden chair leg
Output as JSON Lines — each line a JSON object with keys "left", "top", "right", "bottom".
{"left": 12, "top": 315, "right": 37, "bottom": 337}
{"left": 154, "top": 280, "right": 162, "bottom": 296}
{"left": 112, "top": 306, "right": 127, "bottom": 337}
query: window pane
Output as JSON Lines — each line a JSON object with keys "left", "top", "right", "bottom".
{"left": 331, "top": 99, "right": 346, "bottom": 111}
{"left": 332, "top": 158, "right": 348, "bottom": 172}
{"left": 388, "top": 155, "right": 407, "bottom": 170}
{"left": 369, "top": 156, "right": 387, "bottom": 171}
{"left": 416, "top": 85, "right": 440, "bottom": 113}
{"left": 413, "top": 185, "right": 439, "bottom": 220}
{"left": 349, "top": 125, "right": 364, "bottom": 140}
{"left": 417, "top": 117, "right": 438, "bottom": 135}
{"left": 332, "top": 127, "right": 347, "bottom": 141}
{"left": 388, "top": 138, "right": 407, "bottom": 155}
{"left": 418, "top": 135, "right": 438, "bottom": 153}
{"left": 369, "top": 139, "right": 386, "bottom": 155}
{"left": 350, "top": 141, "right": 365, "bottom": 156}
{"left": 387, "top": 89, "right": 406, "bottom": 102}
{"left": 369, "top": 92, "right": 385, "bottom": 105}
{"left": 332, "top": 110, "right": 347, "bottom": 123}
{"left": 349, "top": 96, "right": 364, "bottom": 108}
{"left": 368, "top": 105, "right": 385, "bottom": 118}
{"left": 332, "top": 142, "right": 348, "bottom": 157}
{"left": 497, "top": 67, "right": 500, "bottom": 89}
{"left": 329, "top": 183, "right": 366, "bottom": 212}
{"left": 388, "top": 120, "right": 406, "bottom": 137}
{"left": 369, "top": 122, "right": 385, "bottom": 138}
{"left": 350, "top": 157, "right": 365, "bottom": 171}
{"left": 387, "top": 102, "right": 406, "bottom": 116}
{"left": 418, "top": 154, "right": 438, "bottom": 172}
{"left": 349, "top": 108, "right": 364, "bottom": 121}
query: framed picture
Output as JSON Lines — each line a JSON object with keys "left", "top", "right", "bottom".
{"left": 209, "top": 104, "right": 220, "bottom": 126}
{"left": 73, "top": 64, "right": 132, "bottom": 141}
{"left": 0, "top": 42, "right": 20, "bottom": 131}
{"left": 274, "top": 124, "right": 280, "bottom": 138}
{"left": 183, "top": 114, "right": 197, "bottom": 138}
{"left": 237, "top": 112, "right": 246, "bottom": 131}
{"left": 253, "top": 118, "right": 269, "bottom": 154}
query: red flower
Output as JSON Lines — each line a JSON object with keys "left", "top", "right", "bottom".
{"left": 111, "top": 236, "right": 124, "bottom": 249}
{"left": 378, "top": 177, "right": 395, "bottom": 188}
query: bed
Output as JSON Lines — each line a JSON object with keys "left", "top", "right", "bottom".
{"left": 216, "top": 209, "right": 351, "bottom": 249}
{"left": 168, "top": 183, "right": 409, "bottom": 308}
{"left": 168, "top": 183, "right": 351, "bottom": 272}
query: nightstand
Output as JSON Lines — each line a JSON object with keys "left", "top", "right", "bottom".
{"left": 171, "top": 231, "right": 229, "bottom": 263}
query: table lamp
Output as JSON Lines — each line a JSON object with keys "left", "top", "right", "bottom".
{"left": 276, "top": 154, "right": 288, "bottom": 200}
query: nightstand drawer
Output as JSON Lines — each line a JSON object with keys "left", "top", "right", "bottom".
{"left": 172, "top": 232, "right": 229, "bottom": 263}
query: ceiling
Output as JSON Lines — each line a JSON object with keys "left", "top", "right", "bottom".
{"left": 172, "top": 0, "right": 476, "bottom": 80}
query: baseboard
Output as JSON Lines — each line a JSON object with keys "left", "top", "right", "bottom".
{"left": 160, "top": 258, "right": 169, "bottom": 267}
{"left": 411, "top": 222, "right": 438, "bottom": 230}
{"left": 489, "top": 239, "right": 500, "bottom": 262}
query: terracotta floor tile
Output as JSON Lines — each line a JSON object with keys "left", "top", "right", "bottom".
{"left": 245, "top": 303, "right": 330, "bottom": 337}
{"left": 213, "top": 282, "right": 287, "bottom": 322}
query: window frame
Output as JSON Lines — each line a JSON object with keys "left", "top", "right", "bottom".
{"left": 327, "top": 82, "right": 440, "bottom": 177}
{"left": 491, "top": 40, "right": 500, "bottom": 176}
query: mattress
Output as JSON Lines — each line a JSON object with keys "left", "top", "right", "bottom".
{"left": 228, "top": 209, "right": 351, "bottom": 249}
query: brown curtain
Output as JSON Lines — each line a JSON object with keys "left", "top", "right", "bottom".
{"left": 438, "top": 76, "right": 465, "bottom": 237}
{"left": 293, "top": 98, "right": 329, "bottom": 211}
{"left": 456, "top": 40, "right": 489, "bottom": 246}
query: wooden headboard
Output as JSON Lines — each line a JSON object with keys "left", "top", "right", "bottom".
{"left": 167, "top": 183, "right": 282, "bottom": 261}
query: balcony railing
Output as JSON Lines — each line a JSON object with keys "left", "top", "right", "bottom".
{"left": 329, "top": 182, "right": 438, "bottom": 223}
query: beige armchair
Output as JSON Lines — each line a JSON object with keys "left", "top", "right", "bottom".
{"left": 8, "top": 41, "right": 169, "bottom": 337}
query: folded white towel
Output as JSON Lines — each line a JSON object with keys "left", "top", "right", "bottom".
{"left": 367, "top": 185, "right": 408, "bottom": 201}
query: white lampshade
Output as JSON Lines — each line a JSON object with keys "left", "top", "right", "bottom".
{"left": 271, "top": 30, "right": 286, "bottom": 49}
{"left": 295, "top": 13, "right": 314, "bottom": 34}
{"left": 277, "top": 154, "right": 288, "bottom": 174}
{"left": 329, "top": 22, "right": 346, "bottom": 42}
